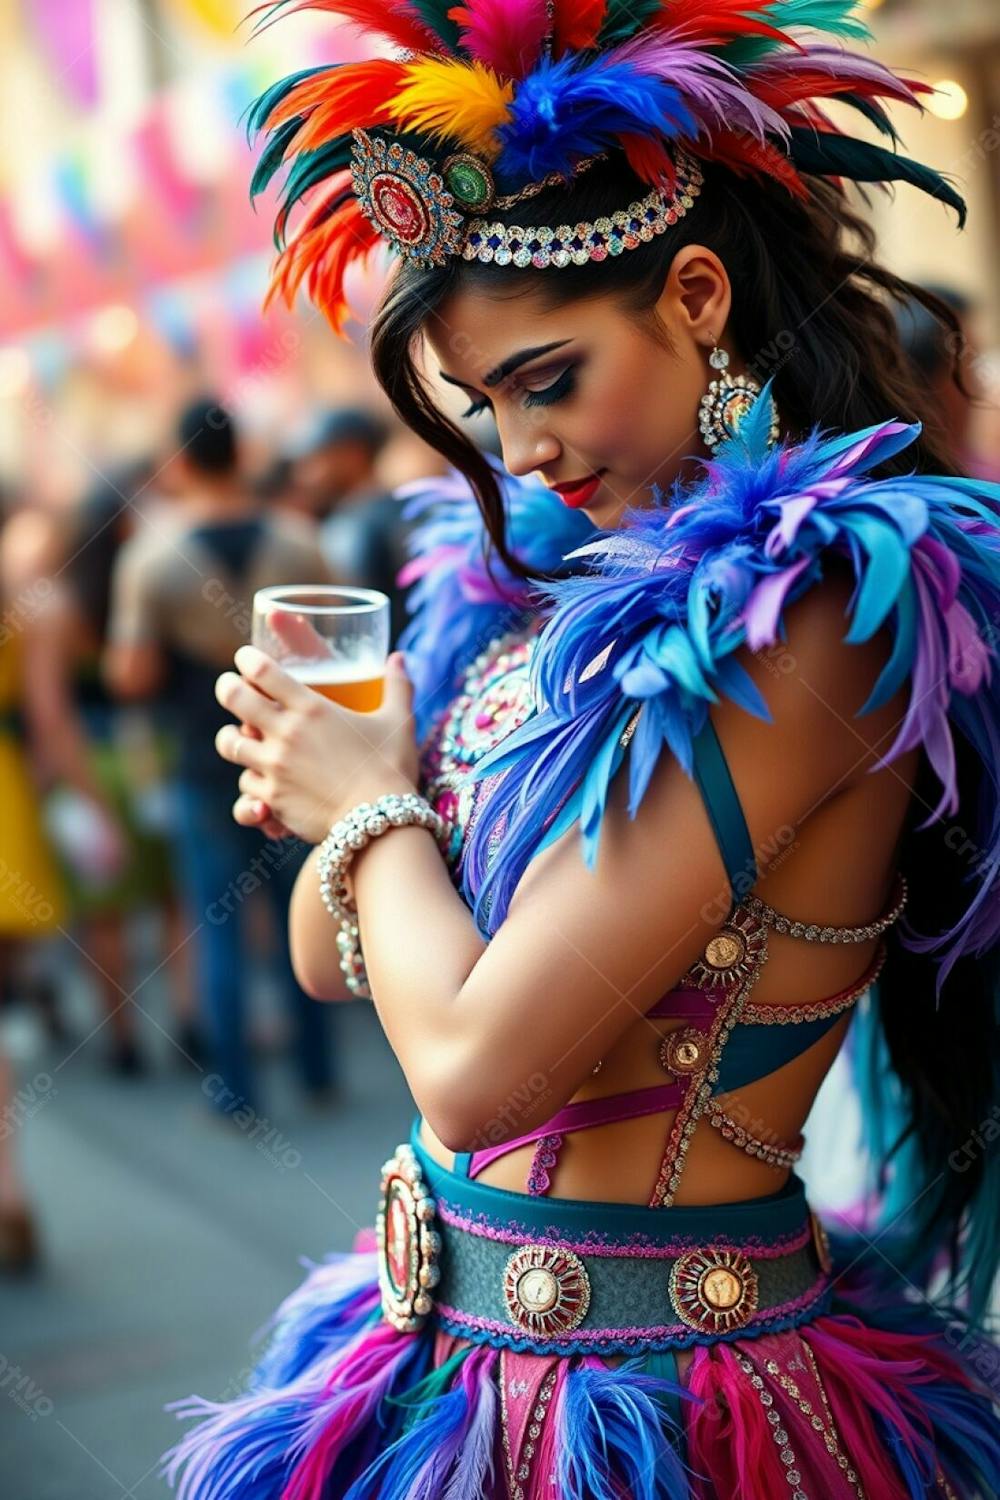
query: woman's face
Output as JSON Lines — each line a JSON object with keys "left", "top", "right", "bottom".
{"left": 424, "top": 245, "right": 732, "bottom": 528}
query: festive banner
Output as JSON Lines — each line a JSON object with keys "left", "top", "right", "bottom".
{"left": 25, "top": 0, "right": 99, "bottom": 110}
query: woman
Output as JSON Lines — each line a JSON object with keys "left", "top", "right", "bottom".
{"left": 162, "top": 2, "right": 1000, "bottom": 1495}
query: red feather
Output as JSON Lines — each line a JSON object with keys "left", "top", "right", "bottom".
{"left": 551, "top": 0, "right": 607, "bottom": 56}
{"left": 265, "top": 60, "right": 405, "bottom": 152}
{"left": 266, "top": 182, "right": 380, "bottom": 336}
{"left": 248, "top": 0, "right": 441, "bottom": 56}
{"left": 653, "top": 0, "right": 800, "bottom": 51}
{"left": 620, "top": 132, "right": 678, "bottom": 192}
{"left": 699, "top": 129, "right": 809, "bottom": 200}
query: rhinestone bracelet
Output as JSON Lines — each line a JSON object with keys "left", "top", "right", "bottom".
{"left": 317, "top": 792, "right": 450, "bottom": 999}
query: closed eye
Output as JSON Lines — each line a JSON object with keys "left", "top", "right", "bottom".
{"left": 461, "top": 365, "right": 577, "bottom": 420}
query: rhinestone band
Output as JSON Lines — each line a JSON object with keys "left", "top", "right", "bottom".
{"left": 704, "top": 1103, "right": 804, "bottom": 1169}
{"left": 742, "top": 873, "right": 908, "bottom": 945}
{"left": 462, "top": 152, "right": 703, "bottom": 269}
{"left": 733, "top": 1351, "right": 811, "bottom": 1499}
{"left": 500, "top": 1361, "right": 558, "bottom": 1500}
{"left": 757, "top": 1341, "right": 868, "bottom": 1500}
{"left": 317, "top": 792, "right": 450, "bottom": 998}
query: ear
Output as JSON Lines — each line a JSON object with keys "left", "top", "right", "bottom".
{"left": 657, "top": 244, "right": 732, "bottom": 351}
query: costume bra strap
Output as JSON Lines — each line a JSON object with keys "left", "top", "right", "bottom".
{"left": 465, "top": 1081, "right": 687, "bottom": 1180}
{"left": 690, "top": 714, "right": 757, "bottom": 910}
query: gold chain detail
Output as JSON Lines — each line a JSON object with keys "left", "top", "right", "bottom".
{"left": 704, "top": 1102, "right": 803, "bottom": 1169}
{"left": 762, "top": 1339, "right": 868, "bottom": 1500}
{"left": 648, "top": 941, "right": 767, "bottom": 1207}
{"left": 743, "top": 872, "right": 907, "bottom": 945}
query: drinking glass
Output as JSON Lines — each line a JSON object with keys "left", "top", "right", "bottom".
{"left": 251, "top": 586, "right": 390, "bottom": 711}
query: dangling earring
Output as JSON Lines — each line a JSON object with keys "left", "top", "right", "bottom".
{"left": 698, "top": 333, "right": 780, "bottom": 450}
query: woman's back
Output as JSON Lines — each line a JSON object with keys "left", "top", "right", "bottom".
{"left": 415, "top": 599, "right": 920, "bottom": 1209}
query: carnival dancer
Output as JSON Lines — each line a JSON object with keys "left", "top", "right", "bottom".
{"left": 161, "top": 2, "right": 1000, "bottom": 1495}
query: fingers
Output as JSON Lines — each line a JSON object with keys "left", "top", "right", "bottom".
{"left": 215, "top": 671, "right": 280, "bottom": 730}
{"left": 232, "top": 794, "right": 289, "bottom": 841}
{"left": 215, "top": 722, "right": 268, "bottom": 770}
{"left": 266, "top": 607, "right": 329, "bottom": 659}
{"left": 233, "top": 645, "right": 312, "bottom": 711}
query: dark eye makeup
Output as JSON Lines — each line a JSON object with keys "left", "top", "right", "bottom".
{"left": 461, "top": 365, "right": 577, "bottom": 419}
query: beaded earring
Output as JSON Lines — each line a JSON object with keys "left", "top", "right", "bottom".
{"left": 698, "top": 333, "right": 780, "bottom": 450}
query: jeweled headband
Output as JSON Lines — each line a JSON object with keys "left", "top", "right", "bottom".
{"left": 246, "top": 0, "right": 968, "bottom": 337}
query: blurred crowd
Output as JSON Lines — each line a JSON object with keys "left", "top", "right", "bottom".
{"left": 0, "top": 384, "right": 447, "bottom": 1272}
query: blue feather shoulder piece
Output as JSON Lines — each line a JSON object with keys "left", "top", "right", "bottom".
{"left": 395, "top": 456, "right": 596, "bottom": 742}
{"left": 459, "top": 388, "right": 1000, "bottom": 987}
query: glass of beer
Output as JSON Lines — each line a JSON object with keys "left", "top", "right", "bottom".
{"left": 251, "top": 586, "right": 390, "bottom": 711}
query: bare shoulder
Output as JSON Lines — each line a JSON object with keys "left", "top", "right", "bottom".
{"left": 714, "top": 554, "right": 907, "bottom": 806}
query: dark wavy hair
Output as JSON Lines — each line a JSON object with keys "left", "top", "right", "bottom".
{"left": 369, "top": 154, "right": 997, "bottom": 1323}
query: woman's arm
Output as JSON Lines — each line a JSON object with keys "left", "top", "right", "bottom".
{"left": 343, "top": 570, "right": 905, "bottom": 1152}
{"left": 288, "top": 812, "right": 488, "bottom": 1004}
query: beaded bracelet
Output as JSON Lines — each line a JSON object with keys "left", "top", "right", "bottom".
{"left": 317, "top": 792, "right": 450, "bottom": 999}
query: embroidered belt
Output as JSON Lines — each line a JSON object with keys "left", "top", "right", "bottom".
{"left": 374, "top": 1120, "right": 832, "bottom": 1357}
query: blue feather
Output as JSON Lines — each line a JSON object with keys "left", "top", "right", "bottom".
{"left": 555, "top": 1358, "right": 696, "bottom": 1500}
{"left": 495, "top": 54, "right": 696, "bottom": 186}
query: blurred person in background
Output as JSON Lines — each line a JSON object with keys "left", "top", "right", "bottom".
{"left": 895, "top": 283, "right": 1000, "bottom": 483}
{"left": 63, "top": 467, "right": 197, "bottom": 1077}
{"left": 103, "top": 397, "right": 338, "bottom": 1122}
{"left": 286, "top": 407, "right": 413, "bottom": 644}
{"left": 0, "top": 494, "right": 124, "bottom": 1271}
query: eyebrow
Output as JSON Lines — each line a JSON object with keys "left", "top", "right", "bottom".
{"left": 438, "top": 339, "right": 572, "bottom": 391}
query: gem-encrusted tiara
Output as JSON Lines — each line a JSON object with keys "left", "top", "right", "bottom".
{"left": 462, "top": 154, "right": 704, "bottom": 269}
{"left": 351, "top": 128, "right": 702, "bottom": 273}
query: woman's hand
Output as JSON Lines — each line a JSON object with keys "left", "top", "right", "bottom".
{"left": 214, "top": 647, "right": 420, "bottom": 845}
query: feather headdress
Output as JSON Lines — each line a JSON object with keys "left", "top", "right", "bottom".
{"left": 247, "top": 0, "right": 968, "bottom": 334}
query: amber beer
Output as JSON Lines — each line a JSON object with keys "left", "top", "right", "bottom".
{"left": 284, "top": 659, "right": 385, "bottom": 712}
{"left": 251, "top": 586, "right": 391, "bottom": 711}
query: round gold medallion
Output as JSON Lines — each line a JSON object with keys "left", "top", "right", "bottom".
{"left": 686, "top": 909, "right": 768, "bottom": 991}
{"left": 669, "top": 1246, "right": 759, "bottom": 1332}
{"left": 376, "top": 1144, "right": 441, "bottom": 1332}
{"left": 659, "top": 1026, "right": 707, "bottom": 1077}
{"left": 503, "top": 1244, "right": 591, "bottom": 1338}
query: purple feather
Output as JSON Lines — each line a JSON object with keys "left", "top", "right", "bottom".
{"left": 603, "top": 32, "right": 790, "bottom": 143}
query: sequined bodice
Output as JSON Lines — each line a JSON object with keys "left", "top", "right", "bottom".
{"left": 419, "top": 626, "right": 540, "bottom": 882}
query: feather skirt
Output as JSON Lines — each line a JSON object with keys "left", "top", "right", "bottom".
{"left": 160, "top": 1226, "right": 1000, "bottom": 1500}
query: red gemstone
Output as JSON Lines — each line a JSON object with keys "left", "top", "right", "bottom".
{"left": 370, "top": 172, "right": 429, "bottom": 245}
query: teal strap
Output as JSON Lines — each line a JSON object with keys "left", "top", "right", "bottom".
{"left": 690, "top": 714, "right": 757, "bottom": 910}
{"left": 641, "top": 1349, "right": 688, "bottom": 1442}
{"left": 452, "top": 1151, "right": 472, "bottom": 1178}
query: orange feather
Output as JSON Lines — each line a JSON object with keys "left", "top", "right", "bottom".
{"left": 266, "top": 191, "right": 381, "bottom": 337}
{"left": 265, "top": 60, "right": 406, "bottom": 151}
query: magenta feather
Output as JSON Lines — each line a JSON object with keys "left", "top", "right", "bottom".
{"left": 450, "top": 0, "right": 551, "bottom": 80}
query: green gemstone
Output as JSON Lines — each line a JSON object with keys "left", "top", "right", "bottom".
{"left": 445, "top": 160, "right": 490, "bottom": 208}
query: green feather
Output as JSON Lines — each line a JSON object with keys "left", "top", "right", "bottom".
{"left": 273, "top": 140, "right": 354, "bottom": 246}
{"left": 245, "top": 66, "right": 330, "bottom": 140}
{"left": 838, "top": 91, "right": 902, "bottom": 145}
{"left": 598, "top": 0, "right": 664, "bottom": 47}
{"left": 407, "top": 0, "right": 463, "bottom": 49}
{"left": 787, "top": 127, "right": 967, "bottom": 228}
{"left": 719, "top": 0, "right": 872, "bottom": 67}
{"left": 251, "top": 119, "right": 303, "bottom": 199}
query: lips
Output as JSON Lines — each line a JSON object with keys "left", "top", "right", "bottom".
{"left": 550, "top": 469, "right": 607, "bottom": 508}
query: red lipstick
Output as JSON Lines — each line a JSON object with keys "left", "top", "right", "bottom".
{"left": 550, "top": 469, "right": 607, "bottom": 508}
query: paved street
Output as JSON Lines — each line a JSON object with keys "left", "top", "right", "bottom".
{"left": 0, "top": 950, "right": 414, "bottom": 1500}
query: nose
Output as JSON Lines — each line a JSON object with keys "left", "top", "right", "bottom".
{"left": 494, "top": 408, "right": 562, "bottom": 479}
